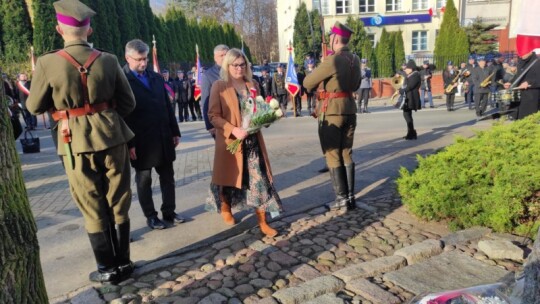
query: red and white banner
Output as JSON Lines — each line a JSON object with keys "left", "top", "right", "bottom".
{"left": 194, "top": 44, "right": 202, "bottom": 101}
{"left": 516, "top": 0, "right": 540, "bottom": 57}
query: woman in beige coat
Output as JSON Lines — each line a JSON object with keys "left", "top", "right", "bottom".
{"left": 206, "top": 48, "right": 282, "bottom": 237}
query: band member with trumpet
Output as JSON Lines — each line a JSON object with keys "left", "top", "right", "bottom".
{"left": 443, "top": 61, "right": 459, "bottom": 111}
{"left": 503, "top": 50, "right": 540, "bottom": 119}
{"left": 471, "top": 56, "right": 493, "bottom": 117}
{"left": 400, "top": 60, "right": 421, "bottom": 140}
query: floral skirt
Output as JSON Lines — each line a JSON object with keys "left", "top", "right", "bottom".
{"left": 205, "top": 134, "right": 283, "bottom": 216}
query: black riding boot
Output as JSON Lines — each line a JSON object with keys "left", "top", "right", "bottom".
{"left": 325, "top": 166, "right": 349, "bottom": 210}
{"left": 88, "top": 229, "right": 120, "bottom": 284}
{"left": 115, "top": 221, "right": 134, "bottom": 281}
{"left": 345, "top": 163, "right": 356, "bottom": 210}
{"left": 404, "top": 122, "right": 417, "bottom": 140}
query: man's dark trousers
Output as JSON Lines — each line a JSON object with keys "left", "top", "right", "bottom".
{"left": 135, "top": 162, "right": 176, "bottom": 218}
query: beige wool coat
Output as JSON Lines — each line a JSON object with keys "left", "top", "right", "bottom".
{"left": 208, "top": 79, "right": 273, "bottom": 189}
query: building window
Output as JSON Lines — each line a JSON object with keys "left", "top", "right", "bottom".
{"left": 412, "top": 31, "right": 428, "bottom": 51}
{"left": 336, "top": 0, "right": 351, "bottom": 14}
{"left": 436, "top": 0, "right": 446, "bottom": 8}
{"left": 413, "top": 0, "right": 429, "bottom": 10}
{"left": 313, "top": 0, "right": 330, "bottom": 15}
{"left": 367, "top": 34, "right": 375, "bottom": 47}
{"left": 386, "top": 0, "right": 402, "bottom": 12}
{"left": 359, "top": 0, "right": 375, "bottom": 13}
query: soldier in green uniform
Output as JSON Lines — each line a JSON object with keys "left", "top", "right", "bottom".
{"left": 303, "top": 21, "right": 361, "bottom": 211}
{"left": 26, "top": 0, "right": 136, "bottom": 284}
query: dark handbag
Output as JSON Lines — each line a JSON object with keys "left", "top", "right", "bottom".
{"left": 20, "top": 130, "right": 40, "bottom": 153}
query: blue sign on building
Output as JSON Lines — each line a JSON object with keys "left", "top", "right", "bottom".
{"left": 360, "top": 14, "right": 432, "bottom": 26}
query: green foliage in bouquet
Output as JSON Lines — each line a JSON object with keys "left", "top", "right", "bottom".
{"left": 397, "top": 113, "right": 540, "bottom": 237}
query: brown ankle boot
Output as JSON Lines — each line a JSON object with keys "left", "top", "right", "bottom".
{"left": 219, "top": 195, "right": 235, "bottom": 225}
{"left": 255, "top": 209, "right": 278, "bottom": 237}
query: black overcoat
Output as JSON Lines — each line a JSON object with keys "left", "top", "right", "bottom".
{"left": 123, "top": 65, "right": 181, "bottom": 170}
{"left": 404, "top": 71, "right": 421, "bottom": 111}
{"left": 515, "top": 53, "right": 540, "bottom": 119}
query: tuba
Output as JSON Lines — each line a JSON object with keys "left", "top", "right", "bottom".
{"left": 390, "top": 75, "right": 404, "bottom": 105}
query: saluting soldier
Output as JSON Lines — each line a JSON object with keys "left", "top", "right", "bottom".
{"left": 26, "top": 0, "right": 136, "bottom": 284}
{"left": 303, "top": 21, "right": 361, "bottom": 211}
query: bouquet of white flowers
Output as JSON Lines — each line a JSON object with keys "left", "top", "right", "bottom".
{"left": 226, "top": 96, "right": 283, "bottom": 154}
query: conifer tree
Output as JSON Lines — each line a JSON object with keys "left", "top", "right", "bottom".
{"left": 434, "top": 0, "right": 469, "bottom": 69}
{"left": 136, "top": 0, "right": 150, "bottom": 43}
{"left": 345, "top": 16, "right": 370, "bottom": 58}
{"left": 465, "top": 18, "right": 498, "bottom": 54}
{"left": 393, "top": 30, "right": 405, "bottom": 73}
{"left": 0, "top": 0, "right": 33, "bottom": 62}
{"left": 32, "top": 0, "right": 63, "bottom": 56}
{"left": 375, "top": 28, "right": 393, "bottom": 77}
{"left": 115, "top": 0, "right": 136, "bottom": 49}
{"left": 292, "top": 3, "right": 312, "bottom": 66}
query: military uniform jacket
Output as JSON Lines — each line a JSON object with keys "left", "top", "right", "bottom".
{"left": 259, "top": 74, "right": 273, "bottom": 98}
{"left": 175, "top": 78, "right": 189, "bottom": 103}
{"left": 26, "top": 40, "right": 135, "bottom": 155}
{"left": 123, "top": 65, "right": 181, "bottom": 170}
{"left": 443, "top": 69, "right": 458, "bottom": 94}
{"left": 303, "top": 46, "right": 361, "bottom": 115}
{"left": 272, "top": 73, "right": 287, "bottom": 96}
{"left": 471, "top": 66, "right": 493, "bottom": 93}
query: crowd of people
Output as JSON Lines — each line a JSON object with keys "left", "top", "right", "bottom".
{"left": 4, "top": 0, "right": 539, "bottom": 289}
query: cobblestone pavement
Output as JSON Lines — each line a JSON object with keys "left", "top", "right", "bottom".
{"left": 54, "top": 189, "right": 527, "bottom": 304}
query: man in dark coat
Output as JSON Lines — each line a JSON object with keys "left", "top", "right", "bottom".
{"left": 443, "top": 61, "right": 458, "bottom": 111}
{"left": 123, "top": 39, "right": 184, "bottom": 230}
{"left": 174, "top": 70, "right": 190, "bottom": 122}
{"left": 471, "top": 56, "right": 493, "bottom": 117}
{"left": 202, "top": 44, "right": 229, "bottom": 137}
{"left": 419, "top": 60, "right": 434, "bottom": 108}
{"left": 259, "top": 67, "right": 273, "bottom": 99}
{"left": 504, "top": 51, "right": 540, "bottom": 119}
{"left": 400, "top": 60, "right": 421, "bottom": 140}
{"left": 272, "top": 63, "right": 288, "bottom": 114}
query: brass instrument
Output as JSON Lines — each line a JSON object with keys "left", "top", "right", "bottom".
{"left": 480, "top": 71, "right": 496, "bottom": 88}
{"left": 445, "top": 70, "right": 461, "bottom": 93}
{"left": 390, "top": 74, "right": 405, "bottom": 105}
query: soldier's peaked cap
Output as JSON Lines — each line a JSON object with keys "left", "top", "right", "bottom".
{"left": 54, "top": 0, "right": 95, "bottom": 27}
{"left": 330, "top": 21, "right": 353, "bottom": 38}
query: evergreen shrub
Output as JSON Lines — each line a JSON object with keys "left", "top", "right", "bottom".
{"left": 397, "top": 113, "right": 540, "bottom": 237}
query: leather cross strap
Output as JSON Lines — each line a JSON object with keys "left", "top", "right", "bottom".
{"left": 318, "top": 91, "right": 352, "bottom": 99}
{"left": 56, "top": 49, "right": 102, "bottom": 109}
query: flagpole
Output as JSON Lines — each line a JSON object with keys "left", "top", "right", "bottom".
{"left": 152, "top": 35, "right": 160, "bottom": 73}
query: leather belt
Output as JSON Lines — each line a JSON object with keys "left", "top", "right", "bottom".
{"left": 319, "top": 91, "right": 352, "bottom": 99}
{"left": 51, "top": 102, "right": 112, "bottom": 121}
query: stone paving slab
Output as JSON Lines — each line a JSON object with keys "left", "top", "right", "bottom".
{"left": 440, "top": 227, "right": 492, "bottom": 246}
{"left": 333, "top": 255, "right": 407, "bottom": 282}
{"left": 383, "top": 251, "right": 511, "bottom": 295}
{"left": 346, "top": 279, "right": 401, "bottom": 304}
{"left": 394, "top": 239, "right": 443, "bottom": 265}
{"left": 272, "top": 275, "right": 345, "bottom": 304}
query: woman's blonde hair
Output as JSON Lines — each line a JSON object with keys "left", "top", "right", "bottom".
{"left": 219, "top": 48, "right": 252, "bottom": 83}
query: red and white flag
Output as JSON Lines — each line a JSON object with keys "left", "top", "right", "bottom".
{"left": 194, "top": 44, "right": 202, "bottom": 101}
{"left": 516, "top": 0, "right": 540, "bottom": 57}
{"left": 152, "top": 35, "right": 160, "bottom": 73}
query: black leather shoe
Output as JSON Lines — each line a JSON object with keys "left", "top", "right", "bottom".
{"left": 118, "top": 262, "right": 134, "bottom": 281}
{"left": 147, "top": 216, "right": 166, "bottom": 230}
{"left": 318, "top": 166, "right": 329, "bottom": 173}
{"left": 164, "top": 213, "right": 186, "bottom": 224}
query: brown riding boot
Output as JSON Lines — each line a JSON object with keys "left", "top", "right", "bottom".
{"left": 219, "top": 194, "right": 236, "bottom": 225}
{"left": 255, "top": 209, "right": 278, "bottom": 237}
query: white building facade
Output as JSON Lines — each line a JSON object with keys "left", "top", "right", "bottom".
{"left": 276, "top": 0, "right": 520, "bottom": 62}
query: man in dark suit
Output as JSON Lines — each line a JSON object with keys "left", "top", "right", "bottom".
{"left": 202, "top": 44, "right": 229, "bottom": 138}
{"left": 123, "top": 39, "right": 185, "bottom": 230}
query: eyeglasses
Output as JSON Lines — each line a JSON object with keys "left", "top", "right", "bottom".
{"left": 128, "top": 55, "right": 148, "bottom": 62}
{"left": 230, "top": 63, "right": 247, "bottom": 69}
